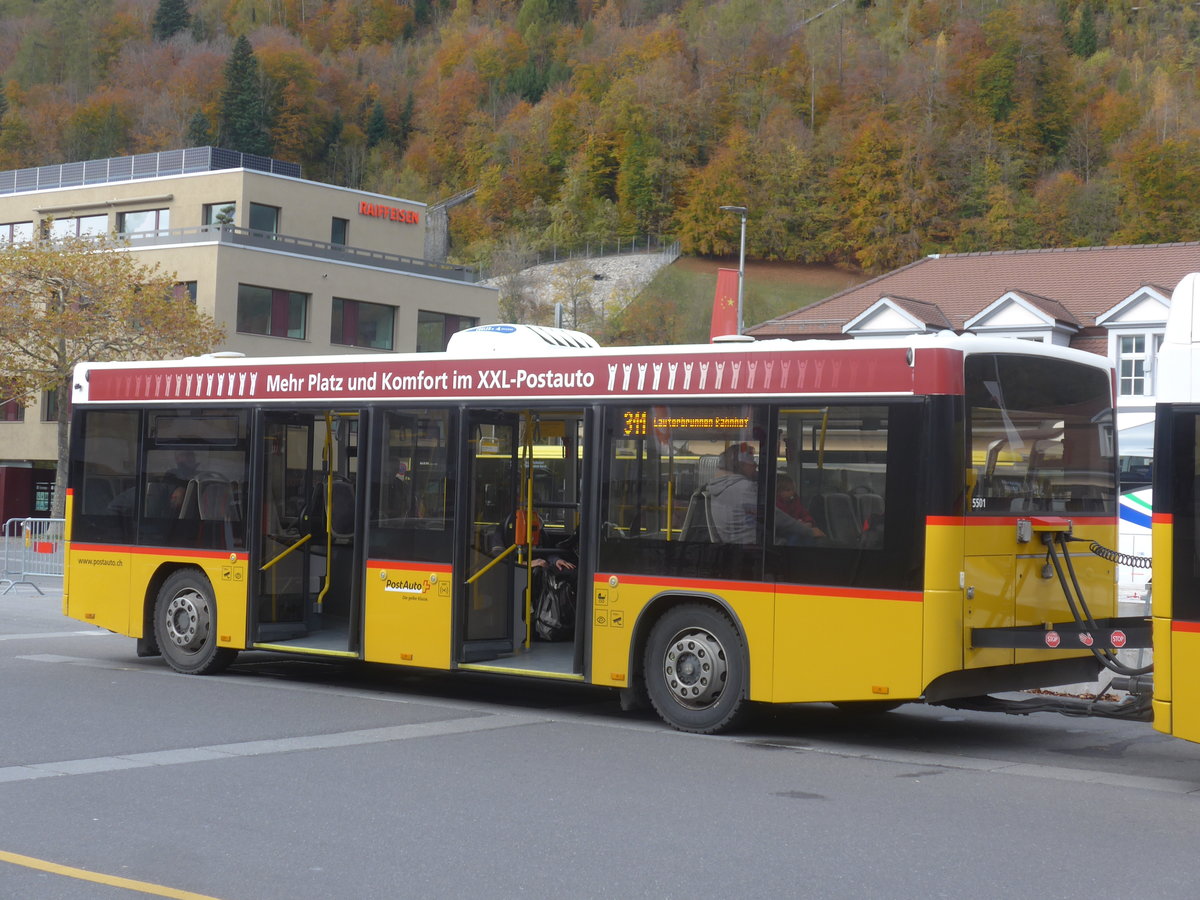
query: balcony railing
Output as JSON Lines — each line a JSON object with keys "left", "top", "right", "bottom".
{"left": 0, "top": 147, "right": 300, "bottom": 196}
{"left": 122, "top": 225, "right": 479, "bottom": 283}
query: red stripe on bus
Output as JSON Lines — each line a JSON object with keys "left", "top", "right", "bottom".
{"left": 1172, "top": 621, "right": 1200, "bottom": 633}
{"left": 595, "top": 573, "right": 921, "bottom": 603}
{"left": 926, "top": 515, "right": 1117, "bottom": 527}
{"left": 70, "top": 543, "right": 247, "bottom": 562}
{"left": 1153, "top": 513, "right": 1173, "bottom": 524}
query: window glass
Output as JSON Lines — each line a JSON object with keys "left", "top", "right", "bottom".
{"left": 1, "top": 399, "right": 25, "bottom": 422}
{"left": 966, "top": 354, "right": 1115, "bottom": 515}
{"left": 236, "top": 284, "right": 307, "bottom": 339}
{"left": 599, "top": 404, "right": 766, "bottom": 582}
{"left": 139, "top": 411, "right": 250, "bottom": 550}
{"left": 249, "top": 202, "right": 279, "bottom": 233}
{"left": 369, "top": 410, "right": 453, "bottom": 562}
{"left": 79, "top": 214, "right": 108, "bottom": 236}
{"left": 1119, "top": 334, "right": 1147, "bottom": 396}
{"left": 1, "top": 221, "right": 34, "bottom": 244}
{"left": 42, "top": 390, "right": 59, "bottom": 423}
{"left": 69, "top": 409, "right": 139, "bottom": 543}
{"left": 599, "top": 402, "right": 927, "bottom": 589}
{"left": 417, "top": 311, "right": 479, "bottom": 352}
{"left": 332, "top": 298, "right": 395, "bottom": 350}
{"left": 204, "top": 203, "right": 236, "bottom": 226}
{"left": 119, "top": 209, "right": 169, "bottom": 234}
{"left": 331, "top": 217, "right": 348, "bottom": 246}
{"left": 774, "top": 406, "right": 890, "bottom": 549}
{"left": 48, "top": 215, "right": 108, "bottom": 239}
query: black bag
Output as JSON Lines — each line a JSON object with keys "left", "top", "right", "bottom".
{"left": 534, "top": 571, "right": 576, "bottom": 641}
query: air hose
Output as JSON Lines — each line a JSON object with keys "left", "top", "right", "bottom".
{"left": 1086, "top": 541, "right": 1152, "bottom": 569}
{"left": 1043, "top": 533, "right": 1152, "bottom": 677}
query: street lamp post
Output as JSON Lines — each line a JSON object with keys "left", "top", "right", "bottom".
{"left": 719, "top": 205, "right": 747, "bottom": 334}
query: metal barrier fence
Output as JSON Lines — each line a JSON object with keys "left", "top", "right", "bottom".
{"left": 1, "top": 517, "right": 65, "bottom": 595}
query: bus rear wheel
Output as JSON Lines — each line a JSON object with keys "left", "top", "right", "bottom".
{"left": 644, "top": 604, "right": 747, "bottom": 734}
{"left": 154, "top": 570, "right": 236, "bottom": 675}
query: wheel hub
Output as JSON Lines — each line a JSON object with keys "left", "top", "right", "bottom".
{"left": 164, "top": 590, "right": 210, "bottom": 652}
{"left": 662, "top": 628, "right": 728, "bottom": 709}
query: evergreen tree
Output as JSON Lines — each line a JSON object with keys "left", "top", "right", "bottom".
{"left": 152, "top": 0, "right": 192, "bottom": 41}
{"left": 366, "top": 101, "right": 388, "bottom": 148}
{"left": 0, "top": 86, "right": 7, "bottom": 122}
{"left": 187, "top": 110, "right": 211, "bottom": 147}
{"left": 1073, "top": 3, "right": 1097, "bottom": 58}
{"left": 396, "top": 92, "right": 414, "bottom": 154}
{"left": 217, "top": 36, "right": 272, "bottom": 157}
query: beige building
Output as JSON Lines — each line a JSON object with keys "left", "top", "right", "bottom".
{"left": 0, "top": 147, "right": 498, "bottom": 517}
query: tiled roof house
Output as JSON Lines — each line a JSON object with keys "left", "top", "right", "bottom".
{"left": 747, "top": 242, "right": 1200, "bottom": 429}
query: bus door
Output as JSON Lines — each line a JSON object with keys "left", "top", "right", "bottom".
{"left": 459, "top": 411, "right": 523, "bottom": 661}
{"left": 252, "top": 408, "right": 364, "bottom": 656}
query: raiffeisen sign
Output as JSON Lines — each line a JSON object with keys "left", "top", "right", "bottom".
{"left": 358, "top": 201, "right": 420, "bottom": 224}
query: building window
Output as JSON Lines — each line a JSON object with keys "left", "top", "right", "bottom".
{"left": 174, "top": 282, "right": 198, "bottom": 303}
{"left": 203, "top": 203, "right": 236, "bottom": 226}
{"left": 331, "top": 217, "right": 348, "bottom": 246}
{"left": 236, "top": 284, "right": 307, "bottom": 339}
{"left": 1117, "top": 333, "right": 1163, "bottom": 397}
{"left": 249, "top": 203, "right": 280, "bottom": 234}
{"left": 48, "top": 214, "right": 108, "bottom": 239}
{"left": 42, "top": 390, "right": 61, "bottom": 422}
{"left": 417, "top": 311, "right": 478, "bottom": 352}
{"left": 1, "top": 399, "right": 25, "bottom": 422}
{"left": 332, "top": 298, "right": 395, "bottom": 350}
{"left": 118, "top": 208, "right": 170, "bottom": 235}
{"left": 1, "top": 221, "right": 34, "bottom": 244}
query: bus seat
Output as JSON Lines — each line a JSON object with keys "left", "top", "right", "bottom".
{"left": 303, "top": 476, "right": 356, "bottom": 542}
{"left": 854, "top": 492, "right": 884, "bottom": 528}
{"left": 820, "top": 492, "right": 861, "bottom": 545}
{"left": 145, "top": 482, "right": 172, "bottom": 518}
{"left": 696, "top": 455, "right": 720, "bottom": 487}
{"left": 680, "top": 488, "right": 716, "bottom": 542}
{"left": 84, "top": 476, "right": 116, "bottom": 514}
{"left": 174, "top": 474, "right": 234, "bottom": 520}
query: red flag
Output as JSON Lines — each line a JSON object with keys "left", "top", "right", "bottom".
{"left": 710, "top": 268, "right": 740, "bottom": 341}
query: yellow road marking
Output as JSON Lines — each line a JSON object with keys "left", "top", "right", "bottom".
{"left": 0, "top": 849, "right": 225, "bottom": 899}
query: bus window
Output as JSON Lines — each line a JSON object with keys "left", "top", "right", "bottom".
{"left": 769, "top": 402, "right": 925, "bottom": 590}
{"left": 140, "top": 411, "right": 250, "bottom": 550}
{"left": 966, "top": 355, "right": 1114, "bottom": 516}
{"left": 600, "top": 404, "right": 766, "bottom": 581}
{"left": 775, "top": 405, "right": 888, "bottom": 548}
{"left": 70, "top": 409, "right": 139, "bottom": 543}
{"left": 368, "top": 409, "right": 453, "bottom": 563}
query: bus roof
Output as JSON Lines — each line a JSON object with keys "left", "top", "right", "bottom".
{"left": 72, "top": 331, "right": 1111, "bottom": 407}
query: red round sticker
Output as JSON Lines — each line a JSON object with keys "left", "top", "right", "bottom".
{"left": 1111, "top": 630, "right": 1127, "bottom": 649}
{"left": 1045, "top": 631, "right": 1061, "bottom": 648}
{"left": 1079, "top": 632, "right": 1094, "bottom": 647}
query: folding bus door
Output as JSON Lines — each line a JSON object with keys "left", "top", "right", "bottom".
{"left": 458, "top": 411, "right": 522, "bottom": 661}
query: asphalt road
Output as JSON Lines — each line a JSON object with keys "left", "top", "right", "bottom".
{"left": 3, "top": 580, "right": 1199, "bottom": 899}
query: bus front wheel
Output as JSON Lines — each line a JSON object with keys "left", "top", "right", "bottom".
{"left": 644, "top": 604, "right": 747, "bottom": 734}
{"left": 154, "top": 570, "right": 236, "bottom": 675}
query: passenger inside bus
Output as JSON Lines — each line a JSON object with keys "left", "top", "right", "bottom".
{"left": 775, "top": 474, "right": 824, "bottom": 539}
{"left": 708, "top": 443, "right": 822, "bottom": 545}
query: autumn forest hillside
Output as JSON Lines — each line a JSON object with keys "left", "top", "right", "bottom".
{"left": 2, "top": 0, "right": 1200, "bottom": 280}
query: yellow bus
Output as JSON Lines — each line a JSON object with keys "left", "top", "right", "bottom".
{"left": 1150, "top": 273, "right": 1200, "bottom": 741}
{"left": 64, "top": 325, "right": 1129, "bottom": 733}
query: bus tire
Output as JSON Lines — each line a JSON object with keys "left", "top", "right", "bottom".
{"left": 644, "top": 603, "right": 747, "bottom": 734}
{"left": 154, "top": 570, "right": 236, "bottom": 675}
